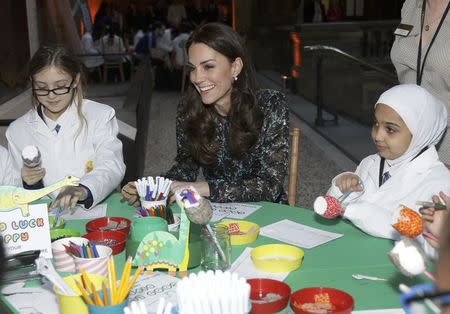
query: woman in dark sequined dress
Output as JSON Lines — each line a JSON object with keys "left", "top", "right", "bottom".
{"left": 121, "top": 22, "right": 289, "bottom": 205}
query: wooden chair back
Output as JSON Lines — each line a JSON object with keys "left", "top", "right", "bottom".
{"left": 288, "top": 128, "right": 300, "bottom": 206}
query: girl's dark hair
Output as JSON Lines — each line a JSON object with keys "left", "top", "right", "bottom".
{"left": 29, "top": 45, "right": 87, "bottom": 138}
{"left": 183, "top": 22, "right": 263, "bottom": 165}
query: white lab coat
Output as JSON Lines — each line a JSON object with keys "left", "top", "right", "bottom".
{"left": 6, "top": 99, "right": 125, "bottom": 207}
{"left": 0, "top": 145, "right": 20, "bottom": 186}
{"left": 327, "top": 147, "right": 450, "bottom": 259}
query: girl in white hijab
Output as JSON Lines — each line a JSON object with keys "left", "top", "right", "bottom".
{"left": 325, "top": 84, "right": 450, "bottom": 258}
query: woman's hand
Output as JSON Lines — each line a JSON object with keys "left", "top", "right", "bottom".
{"left": 50, "top": 186, "right": 88, "bottom": 213}
{"left": 420, "top": 191, "right": 449, "bottom": 248}
{"left": 169, "top": 181, "right": 210, "bottom": 203}
{"left": 120, "top": 181, "right": 141, "bottom": 207}
{"left": 335, "top": 173, "right": 363, "bottom": 194}
{"left": 21, "top": 166, "right": 45, "bottom": 185}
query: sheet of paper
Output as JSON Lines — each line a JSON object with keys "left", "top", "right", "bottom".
{"left": 0, "top": 203, "right": 52, "bottom": 258}
{"left": 353, "top": 310, "right": 405, "bottom": 314}
{"left": 128, "top": 271, "right": 180, "bottom": 313}
{"left": 230, "top": 247, "right": 289, "bottom": 282}
{"left": 52, "top": 203, "right": 107, "bottom": 220}
{"left": 210, "top": 203, "right": 261, "bottom": 222}
{"left": 2, "top": 281, "right": 59, "bottom": 314}
{"left": 260, "top": 219, "right": 343, "bottom": 249}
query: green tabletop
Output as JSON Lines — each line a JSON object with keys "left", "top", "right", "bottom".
{"left": 1, "top": 193, "right": 425, "bottom": 313}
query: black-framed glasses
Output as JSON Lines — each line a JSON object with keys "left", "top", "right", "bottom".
{"left": 32, "top": 78, "right": 74, "bottom": 96}
{"left": 400, "top": 283, "right": 450, "bottom": 314}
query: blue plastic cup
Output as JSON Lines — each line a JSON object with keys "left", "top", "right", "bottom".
{"left": 87, "top": 290, "right": 128, "bottom": 314}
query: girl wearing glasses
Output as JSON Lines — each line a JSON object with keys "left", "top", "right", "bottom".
{"left": 6, "top": 45, "right": 125, "bottom": 212}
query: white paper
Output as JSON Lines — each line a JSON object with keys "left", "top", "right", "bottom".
{"left": 260, "top": 219, "right": 343, "bottom": 249}
{"left": 53, "top": 203, "right": 107, "bottom": 220}
{"left": 230, "top": 247, "right": 290, "bottom": 282}
{"left": 210, "top": 203, "right": 261, "bottom": 222}
{"left": 128, "top": 271, "right": 180, "bottom": 313}
{"left": 353, "top": 310, "right": 405, "bottom": 314}
{"left": 0, "top": 203, "right": 52, "bottom": 258}
{"left": 2, "top": 281, "right": 59, "bottom": 314}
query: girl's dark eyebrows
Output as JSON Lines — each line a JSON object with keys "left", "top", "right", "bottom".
{"left": 383, "top": 121, "right": 401, "bottom": 127}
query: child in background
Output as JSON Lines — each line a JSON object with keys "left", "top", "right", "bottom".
{"left": 326, "top": 84, "right": 450, "bottom": 258}
{"left": 0, "top": 145, "right": 20, "bottom": 186}
{"left": 6, "top": 45, "right": 125, "bottom": 212}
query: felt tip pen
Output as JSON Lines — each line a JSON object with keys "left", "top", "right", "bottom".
{"left": 416, "top": 201, "right": 447, "bottom": 210}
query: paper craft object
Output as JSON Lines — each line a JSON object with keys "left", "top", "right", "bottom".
{"left": 0, "top": 176, "right": 79, "bottom": 217}
{"left": 391, "top": 205, "right": 424, "bottom": 238}
{"left": 133, "top": 187, "right": 204, "bottom": 274}
{"left": 313, "top": 195, "right": 345, "bottom": 219}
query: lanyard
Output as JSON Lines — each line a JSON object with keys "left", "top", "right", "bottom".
{"left": 417, "top": 0, "right": 450, "bottom": 85}
{"left": 378, "top": 146, "right": 429, "bottom": 187}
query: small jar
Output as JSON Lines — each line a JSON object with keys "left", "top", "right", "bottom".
{"left": 200, "top": 224, "right": 231, "bottom": 271}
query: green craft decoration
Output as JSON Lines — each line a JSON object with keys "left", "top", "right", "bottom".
{"left": 0, "top": 176, "right": 79, "bottom": 217}
{"left": 132, "top": 187, "right": 201, "bottom": 273}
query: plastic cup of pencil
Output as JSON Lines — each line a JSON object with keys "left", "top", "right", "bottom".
{"left": 73, "top": 245, "right": 112, "bottom": 277}
{"left": 54, "top": 273, "right": 107, "bottom": 314}
{"left": 87, "top": 289, "right": 128, "bottom": 314}
{"left": 52, "top": 237, "right": 89, "bottom": 273}
{"left": 139, "top": 198, "right": 168, "bottom": 218}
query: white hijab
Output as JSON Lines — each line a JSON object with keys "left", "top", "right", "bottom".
{"left": 375, "top": 84, "right": 447, "bottom": 166}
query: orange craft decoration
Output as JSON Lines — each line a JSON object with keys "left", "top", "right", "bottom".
{"left": 392, "top": 205, "right": 424, "bottom": 238}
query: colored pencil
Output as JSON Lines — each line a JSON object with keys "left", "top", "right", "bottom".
{"left": 73, "top": 278, "right": 94, "bottom": 305}
{"left": 120, "top": 265, "right": 143, "bottom": 303}
{"left": 80, "top": 268, "right": 93, "bottom": 294}
{"left": 110, "top": 257, "right": 118, "bottom": 304}
{"left": 91, "top": 282, "right": 104, "bottom": 306}
{"left": 116, "top": 257, "right": 132, "bottom": 303}
{"left": 102, "top": 282, "right": 109, "bottom": 305}
{"left": 107, "top": 257, "right": 116, "bottom": 305}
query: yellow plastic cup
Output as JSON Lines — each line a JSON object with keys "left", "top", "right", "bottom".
{"left": 251, "top": 244, "right": 304, "bottom": 273}
{"left": 54, "top": 273, "right": 107, "bottom": 314}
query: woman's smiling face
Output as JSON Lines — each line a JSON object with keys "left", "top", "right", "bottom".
{"left": 187, "top": 43, "right": 241, "bottom": 115}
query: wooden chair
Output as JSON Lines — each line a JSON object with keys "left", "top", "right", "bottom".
{"left": 288, "top": 128, "right": 300, "bottom": 206}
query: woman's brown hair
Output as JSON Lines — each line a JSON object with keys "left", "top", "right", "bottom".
{"left": 182, "top": 22, "right": 263, "bottom": 165}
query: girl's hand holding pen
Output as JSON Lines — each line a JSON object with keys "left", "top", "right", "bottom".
{"left": 50, "top": 186, "right": 87, "bottom": 213}
{"left": 120, "top": 181, "right": 140, "bottom": 207}
{"left": 335, "top": 173, "right": 363, "bottom": 194}
{"left": 21, "top": 166, "right": 45, "bottom": 185}
{"left": 419, "top": 192, "right": 449, "bottom": 248}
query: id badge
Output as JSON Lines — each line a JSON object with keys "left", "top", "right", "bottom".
{"left": 394, "top": 23, "right": 413, "bottom": 36}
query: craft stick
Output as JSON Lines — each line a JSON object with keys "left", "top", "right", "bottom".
{"left": 91, "top": 282, "right": 104, "bottom": 306}
{"left": 102, "top": 282, "right": 109, "bottom": 305}
{"left": 80, "top": 268, "right": 93, "bottom": 294}
{"left": 73, "top": 278, "right": 94, "bottom": 305}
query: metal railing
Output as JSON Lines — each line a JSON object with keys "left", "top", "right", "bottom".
{"left": 303, "top": 45, "right": 398, "bottom": 126}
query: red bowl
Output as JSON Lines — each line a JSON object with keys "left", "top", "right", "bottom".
{"left": 82, "top": 230, "right": 126, "bottom": 255}
{"left": 247, "top": 278, "right": 291, "bottom": 314}
{"left": 85, "top": 217, "right": 131, "bottom": 236}
{"left": 290, "top": 287, "right": 354, "bottom": 314}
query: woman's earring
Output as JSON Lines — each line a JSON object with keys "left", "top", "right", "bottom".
{"left": 233, "top": 76, "right": 238, "bottom": 81}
